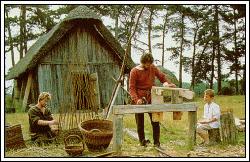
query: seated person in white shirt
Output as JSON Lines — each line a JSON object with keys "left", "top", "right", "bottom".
{"left": 197, "top": 89, "right": 221, "bottom": 145}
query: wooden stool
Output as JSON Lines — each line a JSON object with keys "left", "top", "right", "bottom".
{"left": 208, "top": 128, "right": 221, "bottom": 144}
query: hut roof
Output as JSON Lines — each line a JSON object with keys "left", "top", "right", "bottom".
{"left": 6, "top": 5, "right": 135, "bottom": 80}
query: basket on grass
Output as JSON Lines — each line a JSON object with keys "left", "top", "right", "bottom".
{"left": 64, "top": 134, "right": 84, "bottom": 156}
{"left": 78, "top": 119, "right": 113, "bottom": 151}
{"left": 63, "top": 128, "right": 83, "bottom": 140}
{"left": 6, "top": 124, "right": 26, "bottom": 150}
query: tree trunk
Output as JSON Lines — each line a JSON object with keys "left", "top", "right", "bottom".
{"left": 5, "top": 9, "right": 15, "bottom": 67}
{"left": 23, "top": 5, "right": 27, "bottom": 54}
{"left": 242, "top": 65, "right": 245, "bottom": 95}
{"left": 148, "top": 8, "right": 153, "bottom": 53}
{"left": 210, "top": 34, "right": 215, "bottom": 89}
{"left": 114, "top": 7, "right": 119, "bottom": 40}
{"left": 162, "top": 14, "right": 168, "bottom": 67}
{"left": 220, "top": 112, "right": 238, "bottom": 144}
{"left": 215, "top": 5, "right": 222, "bottom": 94}
{"left": 233, "top": 9, "right": 239, "bottom": 95}
{"left": 190, "top": 29, "right": 197, "bottom": 90}
{"left": 19, "top": 5, "right": 26, "bottom": 59}
{"left": 179, "top": 14, "right": 184, "bottom": 88}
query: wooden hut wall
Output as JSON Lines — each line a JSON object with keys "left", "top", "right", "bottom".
{"left": 38, "top": 24, "right": 124, "bottom": 112}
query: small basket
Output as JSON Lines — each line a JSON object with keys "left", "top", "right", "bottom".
{"left": 78, "top": 119, "right": 113, "bottom": 151}
{"left": 64, "top": 135, "right": 84, "bottom": 156}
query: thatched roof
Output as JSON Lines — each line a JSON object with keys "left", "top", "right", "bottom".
{"left": 6, "top": 5, "right": 135, "bottom": 80}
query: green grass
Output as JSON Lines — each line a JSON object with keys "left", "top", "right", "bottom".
{"left": 5, "top": 95, "right": 246, "bottom": 157}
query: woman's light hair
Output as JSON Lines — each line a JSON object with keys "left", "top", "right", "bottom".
{"left": 204, "top": 89, "right": 214, "bottom": 98}
{"left": 38, "top": 92, "right": 51, "bottom": 102}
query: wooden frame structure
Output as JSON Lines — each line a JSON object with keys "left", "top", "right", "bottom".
{"left": 112, "top": 86, "right": 198, "bottom": 152}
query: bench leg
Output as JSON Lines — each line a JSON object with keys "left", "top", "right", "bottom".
{"left": 188, "top": 111, "right": 197, "bottom": 150}
{"left": 113, "top": 115, "right": 123, "bottom": 152}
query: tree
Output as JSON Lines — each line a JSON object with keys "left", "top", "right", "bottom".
{"left": 4, "top": 5, "right": 16, "bottom": 67}
{"left": 188, "top": 5, "right": 204, "bottom": 90}
{"left": 220, "top": 5, "right": 245, "bottom": 95}
{"left": 167, "top": 5, "right": 193, "bottom": 87}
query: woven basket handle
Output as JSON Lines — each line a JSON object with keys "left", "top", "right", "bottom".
{"left": 64, "top": 134, "right": 82, "bottom": 147}
{"left": 89, "top": 128, "right": 102, "bottom": 133}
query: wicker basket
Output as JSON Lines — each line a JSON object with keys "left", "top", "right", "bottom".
{"left": 78, "top": 119, "right": 113, "bottom": 151}
{"left": 5, "top": 124, "right": 26, "bottom": 150}
{"left": 63, "top": 128, "right": 83, "bottom": 140}
{"left": 64, "top": 135, "right": 84, "bottom": 156}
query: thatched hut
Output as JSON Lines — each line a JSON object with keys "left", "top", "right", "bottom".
{"left": 6, "top": 6, "right": 135, "bottom": 113}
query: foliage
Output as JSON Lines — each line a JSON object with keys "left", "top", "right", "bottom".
{"left": 221, "top": 86, "right": 235, "bottom": 95}
{"left": 5, "top": 94, "right": 13, "bottom": 108}
{"left": 154, "top": 66, "right": 178, "bottom": 86}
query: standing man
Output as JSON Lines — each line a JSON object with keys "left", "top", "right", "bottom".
{"left": 28, "top": 92, "right": 59, "bottom": 144}
{"left": 129, "top": 53, "right": 176, "bottom": 148}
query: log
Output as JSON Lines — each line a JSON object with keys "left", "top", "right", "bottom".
{"left": 208, "top": 128, "right": 221, "bottom": 144}
{"left": 220, "top": 112, "right": 238, "bottom": 144}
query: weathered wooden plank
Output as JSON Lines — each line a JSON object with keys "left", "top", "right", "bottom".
{"left": 152, "top": 86, "right": 189, "bottom": 91}
{"left": 22, "top": 73, "right": 32, "bottom": 112}
{"left": 113, "top": 103, "right": 198, "bottom": 115}
{"left": 152, "top": 86, "right": 195, "bottom": 100}
{"left": 188, "top": 111, "right": 197, "bottom": 150}
{"left": 19, "top": 79, "right": 25, "bottom": 101}
{"left": 85, "top": 29, "right": 92, "bottom": 62}
{"left": 113, "top": 114, "right": 123, "bottom": 152}
{"left": 151, "top": 88, "right": 164, "bottom": 122}
{"left": 171, "top": 89, "right": 183, "bottom": 120}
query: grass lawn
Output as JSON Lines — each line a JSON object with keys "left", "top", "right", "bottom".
{"left": 5, "top": 95, "right": 246, "bottom": 157}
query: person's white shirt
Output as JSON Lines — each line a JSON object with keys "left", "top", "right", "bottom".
{"left": 203, "top": 102, "right": 221, "bottom": 128}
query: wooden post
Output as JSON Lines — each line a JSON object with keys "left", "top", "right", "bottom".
{"left": 220, "top": 112, "right": 238, "bottom": 144}
{"left": 19, "top": 79, "right": 25, "bottom": 102}
{"left": 188, "top": 110, "right": 197, "bottom": 150}
{"left": 171, "top": 90, "right": 183, "bottom": 120}
{"left": 113, "top": 114, "right": 123, "bottom": 152}
{"left": 151, "top": 88, "right": 164, "bottom": 122}
{"left": 22, "top": 73, "right": 32, "bottom": 112}
{"left": 13, "top": 80, "right": 20, "bottom": 107}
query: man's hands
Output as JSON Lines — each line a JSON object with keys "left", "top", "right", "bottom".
{"left": 136, "top": 99, "right": 143, "bottom": 105}
{"left": 163, "top": 82, "right": 176, "bottom": 88}
{"left": 48, "top": 119, "right": 59, "bottom": 126}
{"left": 49, "top": 120, "right": 59, "bottom": 135}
